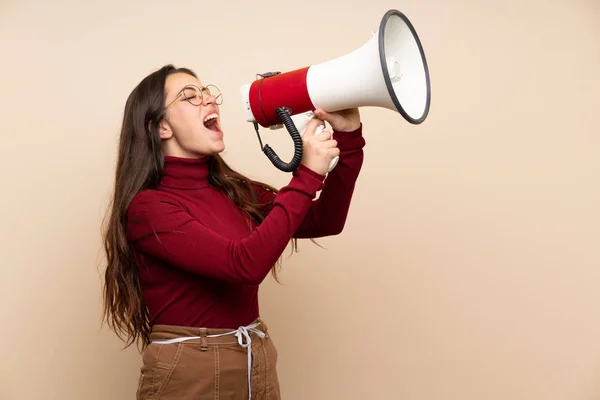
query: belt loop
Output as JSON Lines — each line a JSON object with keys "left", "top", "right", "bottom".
{"left": 199, "top": 327, "right": 208, "bottom": 351}
{"left": 258, "top": 318, "right": 268, "bottom": 338}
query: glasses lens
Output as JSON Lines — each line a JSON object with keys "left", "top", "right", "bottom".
{"left": 182, "top": 86, "right": 203, "bottom": 106}
{"left": 204, "top": 85, "right": 223, "bottom": 105}
{"left": 182, "top": 85, "right": 222, "bottom": 106}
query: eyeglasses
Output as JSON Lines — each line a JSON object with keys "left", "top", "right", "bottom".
{"left": 165, "top": 84, "right": 223, "bottom": 109}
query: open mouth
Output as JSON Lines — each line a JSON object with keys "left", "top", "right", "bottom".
{"left": 203, "top": 113, "right": 221, "bottom": 132}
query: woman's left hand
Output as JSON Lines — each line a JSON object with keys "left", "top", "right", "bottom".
{"left": 313, "top": 108, "right": 361, "bottom": 132}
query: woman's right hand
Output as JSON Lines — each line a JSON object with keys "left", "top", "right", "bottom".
{"left": 300, "top": 117, "right": 340, "bottom": 176}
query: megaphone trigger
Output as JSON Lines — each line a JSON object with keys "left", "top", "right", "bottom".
{"left": 290, "top": 111, "right": 320, "bottom": 137}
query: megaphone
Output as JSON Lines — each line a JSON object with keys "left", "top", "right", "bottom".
{"left": 240, "top": 9, "right": 431, "bottom": 173}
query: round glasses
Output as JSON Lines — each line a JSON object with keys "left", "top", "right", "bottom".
{"left": 167, "top": 84, "right": 223, "bottom": 108}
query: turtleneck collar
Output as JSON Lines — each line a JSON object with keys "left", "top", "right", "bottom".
{"left": 160, "top": 155, "right": 211, "bottom": 189}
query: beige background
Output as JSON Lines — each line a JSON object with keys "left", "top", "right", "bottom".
{"left": 1, "top": 0, "right": 599, "bottom": 399}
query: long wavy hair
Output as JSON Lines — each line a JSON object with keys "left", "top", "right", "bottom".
{"left": 101, "top": 65, "right": 305, "bottom": 351}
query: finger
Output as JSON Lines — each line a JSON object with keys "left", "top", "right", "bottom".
{"left": 314, "top": 109, "right": 338, "bottom": 125}
{"left": 313, "top": 109, "right": 330, "bottom": 120}
{"left": 314, "top": 128, "right": 333, "bottom": 141}
{"left": 322, "top": 139, "right": 338, "bottom": 148}
{"left": 328, "top": 147, "right": 341, "bottom": 158}
{"left": 303, "top": 116, "right": 325, "bottom": 136}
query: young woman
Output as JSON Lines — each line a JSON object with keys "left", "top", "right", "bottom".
{"left": 102, "top": 64, "right": 366, "bottom": 399}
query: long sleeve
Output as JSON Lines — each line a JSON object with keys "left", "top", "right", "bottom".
{"left": 126, "top": 166, "right": 325, "bottom": 285}
{"left": 255, "top": 124, "right": 366, "bottom": 238}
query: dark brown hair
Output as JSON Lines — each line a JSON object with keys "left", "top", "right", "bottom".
{"left": 101, "top": 65, "right": 305, "bottom": 351}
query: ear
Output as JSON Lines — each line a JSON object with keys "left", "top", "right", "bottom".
{"left": 154, "top": 119, "right": 173, "bottom": 140}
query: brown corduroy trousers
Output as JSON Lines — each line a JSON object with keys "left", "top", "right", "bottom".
{"left": 136, "top": 318, "right": 281, "bottom": 400}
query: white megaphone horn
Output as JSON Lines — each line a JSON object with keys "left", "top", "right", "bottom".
{"left": 239, "top": 9, "right": 431, "bottom": 173}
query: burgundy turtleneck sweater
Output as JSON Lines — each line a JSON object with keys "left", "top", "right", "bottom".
{"left": 126, "top": 125, "right": 365, "bottom": 329}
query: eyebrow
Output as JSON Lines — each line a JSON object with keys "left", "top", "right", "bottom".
{"left": 167, "top": 84, "right": 202, "bottom": 104}
{"left": 181, "top": 84, "right": 200, "bottom": 91}
{"left": 169, "top": 85, "right": 193, "bottom": 99}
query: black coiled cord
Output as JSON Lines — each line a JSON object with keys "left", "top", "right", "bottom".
{"left": 254, "top": 107, "right": 303, "bottom": 172}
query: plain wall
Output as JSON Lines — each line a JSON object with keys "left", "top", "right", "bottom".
{"left": 1, "top": 0, "right": 599, "bottom": 399}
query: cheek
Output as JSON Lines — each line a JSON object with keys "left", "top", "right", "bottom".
{"left": 182, "top": 106, "right": 202, "bottom": 126}
{"left": 172, "top": 108, "right": 203, "bottom": 134}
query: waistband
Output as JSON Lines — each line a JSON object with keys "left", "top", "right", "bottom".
{"left": 149, "top": 317, "right": 269, "bottom": 345}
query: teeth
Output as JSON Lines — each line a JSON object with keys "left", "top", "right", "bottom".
{"left": 204, "top": 113, "right": 218, "bottom": 123}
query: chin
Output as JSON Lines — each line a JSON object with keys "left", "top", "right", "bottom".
{"left": 212, "top": 142, "right": 226, "bottom": 154}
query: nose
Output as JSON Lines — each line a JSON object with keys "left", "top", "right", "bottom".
{"left": 203, "top": 93, "right": 216, "bottom": 106}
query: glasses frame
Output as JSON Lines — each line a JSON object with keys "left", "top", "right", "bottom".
{"left": 165, "top": 84, "right": 223, "bottom": 110}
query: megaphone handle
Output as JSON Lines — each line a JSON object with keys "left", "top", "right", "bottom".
{"left": 299, "top": 112, "right": 339, "bottom": 173}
